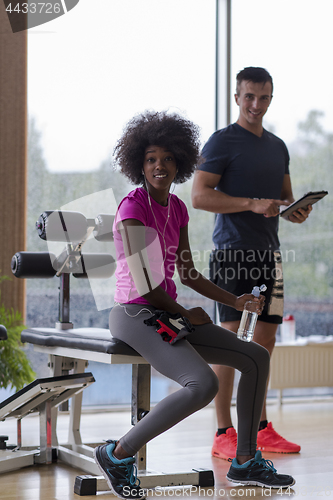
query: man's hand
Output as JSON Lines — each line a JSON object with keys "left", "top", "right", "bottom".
{"left": 288, "top": 204, "right": 312, "bottom": 223}
{"left": 250, "top": 198, "right": 289, "bottom": 218}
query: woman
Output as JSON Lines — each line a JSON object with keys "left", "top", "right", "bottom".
{"left": 93, "top": 111, "right": 295, "bottom": 498}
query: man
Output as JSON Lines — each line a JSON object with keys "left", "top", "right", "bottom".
{"left": 191, "top": 67, "right": 311, "bottom": 460}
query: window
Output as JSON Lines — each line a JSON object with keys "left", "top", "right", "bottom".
{"left": 232, "top": 0, "right": 333, "bottom": 399}
{"left": 26, "top": 0, "right": 217, "bottom": 406}
{"left": 232, "top": 0, "right": 333, "bottom": 338}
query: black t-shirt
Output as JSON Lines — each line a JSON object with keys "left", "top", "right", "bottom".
{"left": 199, "top": 123, "right": 290, "bottom": 251}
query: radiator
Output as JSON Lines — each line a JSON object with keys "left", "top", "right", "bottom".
{"left": 269, "top": 343, "right": 333, "bottom": 390}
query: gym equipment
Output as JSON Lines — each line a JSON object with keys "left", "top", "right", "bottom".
{"left": 12, "top": 210, "right": 116, "bottom": 329}
{"left": 7, "top": 209, "right": 214, "bottom": 494}
{"left": 0, "top": 325, "right": 7, "bottom": 340}
{"left": 0, "top": 373, "right": 95, "bottom": 473}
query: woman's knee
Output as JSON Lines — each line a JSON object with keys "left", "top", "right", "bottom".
{"left": 193, "top": 369, "right": 219, "bottom": 407}
{"left": 240, "top": 342, "right": 270, "bottom": 380}
{"left": 254, "top": 343, "right": 270, "bottom": 375}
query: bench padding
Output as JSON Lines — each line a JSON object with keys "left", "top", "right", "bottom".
{"left": 21, "top": 327, "right": 139, "bottom": 356}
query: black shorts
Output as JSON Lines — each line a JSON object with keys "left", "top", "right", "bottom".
{"left": 209, "top": 249, "right": 284, "bottom": 325}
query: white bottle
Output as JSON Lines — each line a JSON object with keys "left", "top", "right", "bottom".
{"left": 280, "top": 314, "right": 296, "bottom": 342}
{"left": 237, "top": 284, "right": 267, "bottom": 342}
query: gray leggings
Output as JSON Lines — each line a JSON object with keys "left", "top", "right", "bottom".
{"left": 109, "top": 303, "right": 270, "bottom": 457}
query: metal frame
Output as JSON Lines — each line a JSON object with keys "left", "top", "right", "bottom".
{"left": 215, "top": 0, "right": 232, "bottom": 131}
{"left": 213, "top": 0, "right": 232, "bottom": 325}
{"left": 0, "top": 373, "right": 95, "bottom": 473}
{"left": 30, "top": 341, "right": 214, "bottom": 495}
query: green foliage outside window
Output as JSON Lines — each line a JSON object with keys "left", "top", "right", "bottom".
{"left": 279, "top": 111, "right": 333, "bottom": 300}
{"left": 0, "top": 275, "right": 36, "bottom": 391}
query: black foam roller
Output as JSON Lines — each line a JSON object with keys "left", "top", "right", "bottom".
{"left": 11, "top": 252, "right": 57, "bottom": 278}
{"left": 0, "top": 325, "right": 7, "bottom": 341}
{"left": 93, "top": 214, "right": 114, "bottom": 242}
{"left": 36, "top": 210, "right": 88, "bottom": 242}
{"left": 73, "top": 253, "right": 116, "bottom": 279}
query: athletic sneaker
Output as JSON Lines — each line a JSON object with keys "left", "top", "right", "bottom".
{"left": 211, "top": 428, "right": 237, "bottom": 460}
{"left": 227, "top": 450, "right": 295, "bottom": 488}
{"left": 93, "top": 440, "right": 145, "bottom": 499}
{"left": 257, "top": 422, "right": 301, "bottom": 453}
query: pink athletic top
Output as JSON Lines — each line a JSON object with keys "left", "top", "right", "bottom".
{"left": 113, "top": 187, "right": 189, "bottom": 304}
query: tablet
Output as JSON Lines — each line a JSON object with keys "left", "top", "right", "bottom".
{"left": 280, "top": 190, "right": 328, "bottom": 220}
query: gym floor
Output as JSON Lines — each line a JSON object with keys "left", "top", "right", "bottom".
{"left": 0, "top": 399, "right": 332, "bottom": 499}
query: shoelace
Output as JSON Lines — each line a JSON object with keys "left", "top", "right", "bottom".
{"left": 105, "top": 441, "right": 141, "bottom": 487}
{"left": 228, "top": 455, "right": 277, "bottom": 472}
{"left": 119, "top": 461, "right": 141, "bottom": 487}
{"left": 255, "top": 456, "right": 277, "bottom": 473}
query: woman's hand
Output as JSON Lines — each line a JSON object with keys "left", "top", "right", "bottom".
{"left": 234, "top": 293, "right": 265, "bottom": 315}
{"left": 184, "top": 307, "right": 213, "bottom": 325}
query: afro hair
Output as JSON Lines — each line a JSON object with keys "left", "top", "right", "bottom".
{"left": 113, "top": 110, "right": 202, "bottom": 185}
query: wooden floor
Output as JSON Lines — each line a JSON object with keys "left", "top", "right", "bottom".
{"left": 0, "top": 399, "right": 332, "bottom": 499}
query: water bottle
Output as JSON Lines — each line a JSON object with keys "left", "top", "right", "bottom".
{"left": 237, "top": 284, "right": 267, "bottom": 342}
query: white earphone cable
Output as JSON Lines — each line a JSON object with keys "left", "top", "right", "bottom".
{"left": 144, "top": 177, "right": 171, "bottom": 288}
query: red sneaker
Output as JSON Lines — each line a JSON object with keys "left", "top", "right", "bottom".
{"left": 211, "top": 427, "right": 237, "bottom": 460}
{"left": 257, "top": 422, "right": 301, "bottom": 453}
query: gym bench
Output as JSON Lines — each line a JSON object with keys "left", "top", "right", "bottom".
{"left": 8, "top": 209, "right": 214, "bottom": 495}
